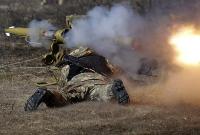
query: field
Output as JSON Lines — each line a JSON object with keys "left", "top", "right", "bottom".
{"left": 1, "top": 0, "right": 200, "bottom": 134}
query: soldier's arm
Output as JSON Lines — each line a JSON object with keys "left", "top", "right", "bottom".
{"left": 56, "top": 54, "right": 112, "bottom": 76}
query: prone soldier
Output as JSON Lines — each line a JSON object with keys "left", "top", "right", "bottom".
{"left": 24, "top": 46, "right": 130, "bottom": 111}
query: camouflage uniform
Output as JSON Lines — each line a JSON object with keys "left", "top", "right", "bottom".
{"left": 50, "top": 47, "right": 115, "bottom": 103}
{"left": 58, "top": 72, "right": 114, "bottom": 103}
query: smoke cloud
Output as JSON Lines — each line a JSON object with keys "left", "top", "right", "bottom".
{"left": 66, "top": 5, "right": 148, "bottom": 77}
{"left": 28, "top": 20, "right": 56, "bottom": 47}
{"left": 65, "top": 3, "right": 200, "bottom": 107}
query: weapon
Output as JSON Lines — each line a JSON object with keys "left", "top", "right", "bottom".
{"left": 5, "top": 26, "right": 69, "bottom": 46}
{"left": 5, "top": 24, "right": 71, "bottom": 66}
{"left": 56, "top": 54, "right": 113, "bottom": 80}
{"left": 4, "top": 15, "right": 85, "bottom": 46}
{"left": 4, "top": 16, "right": 85, "bottom": 65}
{"left": 5, "top": 26, "right": 28, "bottom": 37}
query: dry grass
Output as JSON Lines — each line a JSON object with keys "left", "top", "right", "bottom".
{"left": 1, "top": 78, "right": 200, "bottom": 135}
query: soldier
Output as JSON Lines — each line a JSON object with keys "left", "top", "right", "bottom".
{"left": 24, "top": 47, "right": 130, "bottom": 111}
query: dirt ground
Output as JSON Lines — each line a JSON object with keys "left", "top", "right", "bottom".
{"left": 1, "top": 0, "right": 200, "bottom": 135}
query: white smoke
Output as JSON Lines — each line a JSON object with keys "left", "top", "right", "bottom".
{"left": 66, "top": 4, "right": 146, "bottom": 77}
{"left": 65, "top": 2, "right": 200, "bottom": 107}
{"left": 28, "top": 20, "right": 56, "bottom": 47}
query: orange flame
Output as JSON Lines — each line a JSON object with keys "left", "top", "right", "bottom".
{"left": 169, "top": 26, "right": 200, "bottom": 65}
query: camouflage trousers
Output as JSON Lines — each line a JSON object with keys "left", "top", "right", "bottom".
{"left": 54, "top": 65, "right": 115, "bottom": 103}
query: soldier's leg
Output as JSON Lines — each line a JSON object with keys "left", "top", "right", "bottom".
{"left": 111, "top": 79, "right": 130, "bottom": 104}
{"left": 24, "top": 88, "right": 67, "bottom": 111}
{"left": 90, "top": 79, "right": 130, "bottom": 104}
{"left": 66, "top": 72, "right": 130, "bottom": 104}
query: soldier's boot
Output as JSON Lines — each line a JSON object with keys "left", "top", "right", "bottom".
{"left": 24, "top": 88, "right": 52, "bottom": 111}
{"left": 25, "top": 88, "right": 67, "bottom": 111}
{"left": 112, "top": 79, "right": 130, "bottom": 104}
